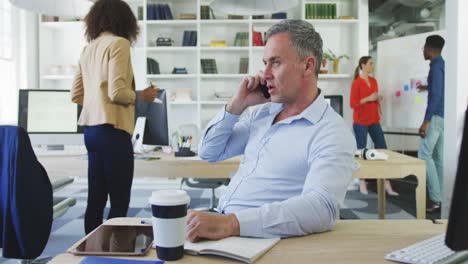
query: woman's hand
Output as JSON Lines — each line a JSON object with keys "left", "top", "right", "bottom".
{"left": 361, "top": 92, "right": 379, "bottom": 105}
{"left": 139, "top": 84, "right": 159, "bottom": 102}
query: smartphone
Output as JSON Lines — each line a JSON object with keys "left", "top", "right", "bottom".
{"left": 257, "top": 83, "right": 271, "bottom": 99}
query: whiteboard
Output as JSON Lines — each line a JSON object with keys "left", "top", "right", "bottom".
{"left": 377, "top": 30, "right": 446, "bottom": 129}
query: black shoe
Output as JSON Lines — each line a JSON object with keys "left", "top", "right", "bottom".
{"left": 426, "top": 201, "right": 441, "bottom": 213}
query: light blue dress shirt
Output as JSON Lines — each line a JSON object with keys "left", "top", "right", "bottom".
{"left": 199, "top": 93, "right": 356, "bottom": 238}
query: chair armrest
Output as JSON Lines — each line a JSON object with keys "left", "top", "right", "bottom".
{"left": 53, "top": 197, "right": 77, "bottom": 219}
{"left": 51, "top": 177, "right": 74, "bottom": 191}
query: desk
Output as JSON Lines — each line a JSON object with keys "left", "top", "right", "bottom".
{"left": 38, "top": 150, "right": 426, "bottom": 219}
{"left": 49, "top": 217, "right": 445, "bottom": 264}
{"left": 37, "top": 154, "right": 240, "bottom": 180}
{"left": 353, "top": 150, "right": 426, "bottom": 220}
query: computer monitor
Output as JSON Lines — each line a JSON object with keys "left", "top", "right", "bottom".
{"left": 324, "top": 95, "right": 343, "bottom": 117}
{"left": 445, "top": 109, "right": 468, "bottom": 251}
{"left": 134, "top": 89, "right": 169, "bottom": 147}
{"left": 17, "top": 89, "right": 84, "bottom": 148}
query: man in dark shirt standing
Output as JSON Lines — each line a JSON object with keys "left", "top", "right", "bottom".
{"left": 417, "top": 35, "right": 445, "bottom": 213}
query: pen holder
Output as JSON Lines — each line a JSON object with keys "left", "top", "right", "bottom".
{"left": 175, "top": 147, "right": 196, "bottom": 157}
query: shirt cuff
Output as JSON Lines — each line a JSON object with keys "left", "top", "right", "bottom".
{"left": 234, "top": 208, "right": 264, "bottom": 237}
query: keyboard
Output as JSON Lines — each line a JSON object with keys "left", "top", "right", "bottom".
{"left": 385, "top": 233, "right": 455, "bottom": 264}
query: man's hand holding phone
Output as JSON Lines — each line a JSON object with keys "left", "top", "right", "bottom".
{"left": 226, "top": 73, "right": 270, "bottom": 115}
{"left": 417, "top": 85, "right": 428, "bottom": 92}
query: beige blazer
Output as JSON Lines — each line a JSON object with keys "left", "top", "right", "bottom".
{"left": 71, "top": 32, "right": 136, "bottom": 136}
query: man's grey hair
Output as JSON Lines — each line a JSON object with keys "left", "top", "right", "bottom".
{"left": 266, "top": 19, "right": 323, "bottom": 76}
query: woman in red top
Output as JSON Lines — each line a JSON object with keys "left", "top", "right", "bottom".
{"left": 350, "top": 56, "right": 398, "bottom": 196}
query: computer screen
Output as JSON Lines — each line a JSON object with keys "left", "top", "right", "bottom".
{"left": 18, "top": 89, "right": 84, "bottom": 146}
{"left": 134, "top": 89, "right": 169, "bottom": 146}
{"left": 324, "top": 95, "right": 343, "bottom": 117}
{"left": 445, "top": 109, "right": 468, "bottom": 251}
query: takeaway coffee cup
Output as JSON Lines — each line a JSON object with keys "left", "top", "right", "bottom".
{"left": 149, "top": 190, "right": 190, "bottom": 261}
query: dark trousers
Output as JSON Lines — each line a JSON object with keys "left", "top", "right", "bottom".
{"left": 84, "top": 124, "right": 134, "bottom": 234}
{"left": 353, "top": 123, "right": 387, "bottom": 149}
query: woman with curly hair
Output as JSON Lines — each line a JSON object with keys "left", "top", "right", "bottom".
{"left": 71, "top": 0, "right": 157, "bottom": 234}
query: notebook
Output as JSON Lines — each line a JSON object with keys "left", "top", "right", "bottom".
{"left": 184, "top": 236, "right": 280, "bottom": 263}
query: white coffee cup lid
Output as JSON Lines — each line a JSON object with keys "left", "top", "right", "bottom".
{"left": 149, "top": 190, "right": 190, "bottom": 206}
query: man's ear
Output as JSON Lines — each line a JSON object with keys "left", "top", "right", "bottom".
{"left": 304, "top": 56, "right": 316, "bottom": 76}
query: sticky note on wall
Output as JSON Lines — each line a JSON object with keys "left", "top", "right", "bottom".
{"left": 395, "top": 90, "right": 401, "bottom": 97}
{"left": 415, "top": 95, "right": 421, "bottom": 103}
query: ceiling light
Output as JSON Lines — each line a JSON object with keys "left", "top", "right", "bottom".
{"left": 420, "top": 8, "right": 431, "bottom": 18}
{"left": 9, "top": 0, "right": 92, "bottom": 17}
{"left": 386, "top": 26, "right": 396, "bottom": 38}
{"left": 210, "top": 0, "right": 300, "bottom": 16}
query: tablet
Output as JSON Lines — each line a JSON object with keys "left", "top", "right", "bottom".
{"left": 69, "top": 225, "right": 154, "bottom": 256}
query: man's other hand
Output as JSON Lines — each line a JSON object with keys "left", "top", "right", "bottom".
{"left": 186, "top": 209, "right": 240, "bottom": 242}
{"left": 419, "top": 121, "right": 429, "bottom": 138}
{"left": 417, "top": 85, "right": 428, "bottom": 92}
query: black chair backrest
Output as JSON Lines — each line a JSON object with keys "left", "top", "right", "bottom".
{"left": 0, "top": 125, "right": 53, "bottom": 259}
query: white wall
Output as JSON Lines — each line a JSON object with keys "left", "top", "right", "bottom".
{"left": 0, "top": 8, "right": 38, "bottom": 124}
{"left": 442, "top": 0, "right": 468, "bottom": 218}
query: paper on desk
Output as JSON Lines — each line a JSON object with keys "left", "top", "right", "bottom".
{"left": 175, "top": 156, "right": 202, "bottom": 160}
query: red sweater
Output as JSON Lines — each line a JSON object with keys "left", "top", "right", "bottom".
{"left": 350, "top": 76, "right": 380, "bottom": 125}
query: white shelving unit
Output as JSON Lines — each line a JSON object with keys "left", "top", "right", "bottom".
{"left": 38, "top": 0, "right": 368, "bottom": 137}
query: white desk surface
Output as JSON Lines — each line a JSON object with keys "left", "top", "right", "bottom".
{"left": 49, "top": 218, "right": 446, "bottom": 264}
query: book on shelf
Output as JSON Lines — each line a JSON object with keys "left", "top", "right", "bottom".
{"left": 172, "top": 67, "right": 188, "bottom": 74}
{"left": 210, "top": 40, "right": 227, "bottom": 47}
{"left": 228, "top": 15, "right": 244, "bottom": 19}
{"left": 234, "top": 32, "right": 249, "bottom": 47}
{"left": 305, "top": 3, "right": 337, "bottom": 19}
{"left": 239, "top": 57, "right": 249, "bottom": 74}
{"left": 138, "top": 6, "right": 143, "bottom": 20}
{"left": 272, "top": 12, "right": 287, "bottom": 19}
{"left": 200, "top": 59, "right": 218, "bottom": 74}
{"left": 41, "top": 15, "right": 59, "bottom": 22}
{"left": 200, "top": 5, "right": 216, "bottom": 20}
{"left": 184, "top": 236, "right": 280, "bottom": 264}
{"left": 147, "top": 4, "right": 173, "bottom": 20}
{"left": 339, "top": 15, "right": 356, "bottom": 20}
{"left": 252, "top": 30, "right": 263, "bottom": 46}
{"left": 178, "top": 13, "right": 196, "bottom": 20}
{"left": 147, "top": 58, "right": 160, "bottom": 74}
{"left": 182, "top": 31, "right": 197, "bottom": 46}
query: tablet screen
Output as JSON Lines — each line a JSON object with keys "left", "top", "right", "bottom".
{"left": 70, "top": 225, "right": 154, "bottom": 256}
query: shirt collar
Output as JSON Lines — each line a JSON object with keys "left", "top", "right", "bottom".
{"left": 268, "top": 88, "right": 328, "bottom": 125}
{"left": 430, "top": 55, "right": 444, "bottom": 66}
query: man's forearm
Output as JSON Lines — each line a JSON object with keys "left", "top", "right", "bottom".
{"left": 234, "top": 189, "right": 336, "bottom": 238}
{"left": 226, "top": 96, "right": 247, "bottom": 115}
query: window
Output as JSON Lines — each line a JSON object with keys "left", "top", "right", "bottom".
{"left": 0, "top": 0, "right": 12, "bottom": 60}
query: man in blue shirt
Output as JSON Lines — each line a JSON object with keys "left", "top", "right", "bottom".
{"left": 417, "top": 35, "right": 445, "bottom": 213}
{"left": 186, "top": 20, "right": 356, "bottom": 242}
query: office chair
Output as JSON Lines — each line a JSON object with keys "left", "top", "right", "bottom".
{"left": 0, "top": 126, "right": 76, "bottom": 263}
{"left": 176, "top": 124, "right": 230, "bottom": 211}
{"left": 180, "top": 178, "right": 230, "bottom": 212}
